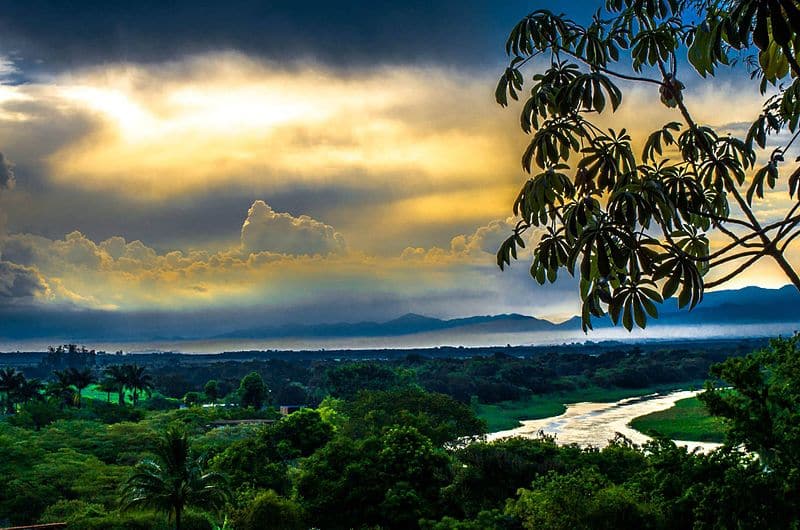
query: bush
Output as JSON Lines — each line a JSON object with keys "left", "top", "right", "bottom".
{"left": 144, "top": 395, "right": 181, "bottom": 411}
{"left": 233, "top": 490, "right": 305, "bottom": 530}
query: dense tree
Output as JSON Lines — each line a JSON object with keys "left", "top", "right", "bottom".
{"left": 183, "top": 392, "right": 202, "bottom": 406}
{"left": 316, "top": 362, "right": 406, "bottom": 399}
{"left": 444, "top": 436, "right": 564, "bottom": 517}
{"left": 701, "top": 334, "right": 800, "bottom": 468}
{"left": 121, "top": 427, "right": 229, "bottom": 530}
{"left": 233, "top": 490, "right": 306, "bottom": 530}
{"left": 238, "top": 372, "right": 268, "bottom": 409}
{"left": 296, "top": 425, "right": 453, "bottom": 530}
{"left": 213, "top": 409, "right": 333, "bottom": 492}
{"left": 508, "top": 467, "right": 662, "bottom": 530}
{"left": 202, "top": 380, "right": 219, "bottom": 401}
{"left": 340, "top": 387, "right": 487, "bottom": 445}
{"left": 495, "top": 0, "right": 800, "bottom": 330}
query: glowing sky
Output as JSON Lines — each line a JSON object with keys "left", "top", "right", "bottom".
{"left": 0, "top": 1, "right": 797, "bottom": 340}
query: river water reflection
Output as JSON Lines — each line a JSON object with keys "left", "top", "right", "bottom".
{"left": 487, "top": 390, "right": 721, "bottom": 452}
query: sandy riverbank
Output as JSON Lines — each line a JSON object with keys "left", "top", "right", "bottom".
{"left": 487, "top": 390, "right": 721, "bottom": 452}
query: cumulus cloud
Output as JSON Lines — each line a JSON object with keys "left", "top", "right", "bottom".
{"left": 0, "top": 261, "right": 49, "bottom": 301}
{"left": 240, "top": 200, "right": 345, "bottom": 255}
{"left": 401, "top": 218, "right": 540, "bottom": 264}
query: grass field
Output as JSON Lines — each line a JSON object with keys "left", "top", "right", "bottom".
{"left": 476, "top": 381, "right": 706, "bottom": 432}
{"left": 629, "top": 396, "right": 726, "bottom": 443}
{"left": 81, "top": 384, "right": 173, "bottom": 405}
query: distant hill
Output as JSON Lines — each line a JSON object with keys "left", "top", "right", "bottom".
{"left": 217, "top": 285, "right": 800, "bottom": 339}
{"left": 214, "top": 311, "right": 563, "bottom": 339}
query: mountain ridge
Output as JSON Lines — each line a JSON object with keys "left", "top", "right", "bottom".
{"left": 215, "top": 284, "right": 800, "bottom": 340}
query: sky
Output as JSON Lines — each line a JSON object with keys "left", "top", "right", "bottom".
{"left": 0, "top": 1, "right": 797, "bottom": 341}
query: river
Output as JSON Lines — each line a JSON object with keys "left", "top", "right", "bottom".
{"left": 487, "top": 390, "right": 721, "bottom": 452}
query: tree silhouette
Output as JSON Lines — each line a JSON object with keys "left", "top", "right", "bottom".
{"left": 47, "top": 370, "right": 76, "bottom": 409}
{"left": 495, "top": 0, "right": 800, "bottom": 330}
{"left": 105, "top": 365, "right": 129, "bottom": 405}
{"left": 97, "top": 376, "right": 119, "bottom": 403}
{"left": 17, "top": 378, "right": 44, "bottom": 404}
{"left": 203, "top": 380, "right": 219, "bottom": 402}
{"left": 0, "top": 368, "right": 26, "bottom": 414}
{"left": 124, "top": 365, "right": 154, "bottom": 407}
{"left": 121, "top": 427, "right": 229, "bottom": 530}
{"left": 238, "top": 372, "right": 268, "bottom": 409}
{"left": 64, "top": 367, "right": 95, "bottom": 408}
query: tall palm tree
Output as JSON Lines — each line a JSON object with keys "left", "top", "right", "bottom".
{"left": 124, "top": 365, "right": 154, "bottom": 407}
{"left": 105, "top": 365, "right": 129, "bottom": 405}
{"left": 97, "top": 376, "right": 120, "bottom": 403}
{"left": 0, "top": 368, "right": 26, "bottom": 414}
{"left": 64, "top": 367, "right": 95, "bottom": 408}
{"left": 17, "top": 378, "right": 44, "bottom": 404}
{"left": 48, "top": 370, "right": 76, "bottom": 409}
{"left": 121, "top": 427, "right": 229, "bottom": 530}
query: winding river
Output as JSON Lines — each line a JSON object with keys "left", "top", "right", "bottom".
{"left": 487, "top": 390, "right": 721, "bottom": 452}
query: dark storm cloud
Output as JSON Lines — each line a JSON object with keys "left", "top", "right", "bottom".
{"left": 0, "top": 260, "right": 47, "bottom": 301}
{"left": 0, "top": 0, "right": 538, "bottom": 72}
{"left": 0, "top": 152, "right": 13, "bottom": 190}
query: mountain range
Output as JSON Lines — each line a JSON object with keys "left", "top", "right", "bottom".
{"left": 216, "top": 285, "right": 800, "bottom": 340}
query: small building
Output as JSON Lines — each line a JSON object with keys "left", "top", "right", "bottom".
{"left": 279, "top": 404, "right": 306, "bottom": 416}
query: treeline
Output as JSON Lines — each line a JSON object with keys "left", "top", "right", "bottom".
{"left": 96, "top": 345, "right": 742, "bottom": 406}
{"left": 1, "top": 336, "right": 799, "bottom": 529}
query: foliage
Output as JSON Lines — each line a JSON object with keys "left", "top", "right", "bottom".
{"left": 444, "top": 436, "right": 564, "bottom": 517}
{"left": 495, "top": 0, "right": 800, "bottom": 330}
{"left": 339, "top": 387, "right": 486, "bottom": 445}
{"left": 203, "top": 380, "right": 220, "bottom": 401}
{"left": 313, "top": 361, "right": 408, "bottom": 399}
{"left": 212, "top": 409, "right": 333, "bottom": 492}
{"left": 238, "top": 372, "right": 268, "bottom": 409}
{"left": 0, "top": 368, "right": 27, "bottom": 413}
{"left": 121, "top": 427, "right": 230, "bottom": 530}
{"left": 701, "top": 334, "right": 800, "bottom": 466}
{"left": 295, "top": 425, "right": 453, "bottom": 530}
{"left": 125, "top": 365, "right": 155, "bottom": 407}
{"left": 507, "top": 467, "right": 661, "bottom": 530}
{"left": 3, "top": 338, "right": 800, "bottom": 529}
{"left": 230, "top": 490, "right": 305, "bottom": 530}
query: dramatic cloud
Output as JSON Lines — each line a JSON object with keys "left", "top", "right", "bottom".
{"left": 0, "top": 260, "right": 48, "bottom": 302}
{"left": 0, "top": 1, "right": 516, "bottom": 71}
{"left": 0, "top": 152, "right": 13, "bottom": 190}
{"left": 0, "top": 205, "right": 585, "bottom": 325}
{"left": 0, "top": 40, "right": 796, "bottom": 337}
{"left": 241, "top": 200, "right": 345, "bottom": 255}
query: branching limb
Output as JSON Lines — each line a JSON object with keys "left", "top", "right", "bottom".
{"left": 705, "top": 253, "right": 766, "bottom": 289}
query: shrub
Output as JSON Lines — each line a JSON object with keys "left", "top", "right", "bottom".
{"left": 233, "top": 490, "right": 305, "bottom": 530}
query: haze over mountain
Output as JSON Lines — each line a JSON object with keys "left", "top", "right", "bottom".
{"left": 0, "top": 286, "right": 788, "bottom": 341}
{"left": 216, "top": 285, "right": 800, "bottom": 340}
{"left": 2, "top": 285, "right": 796, "bottom": 348}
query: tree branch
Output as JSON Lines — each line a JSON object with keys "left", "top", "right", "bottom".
{"left": 709, "top": 249, "right": 767, "bottom": 269}
{"left": 704, "top": 253, "right": 766, "bottom": 289}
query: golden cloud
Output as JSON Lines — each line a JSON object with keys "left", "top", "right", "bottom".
{"left": 39, "top": 54, "right": 522, "bottom": 203}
